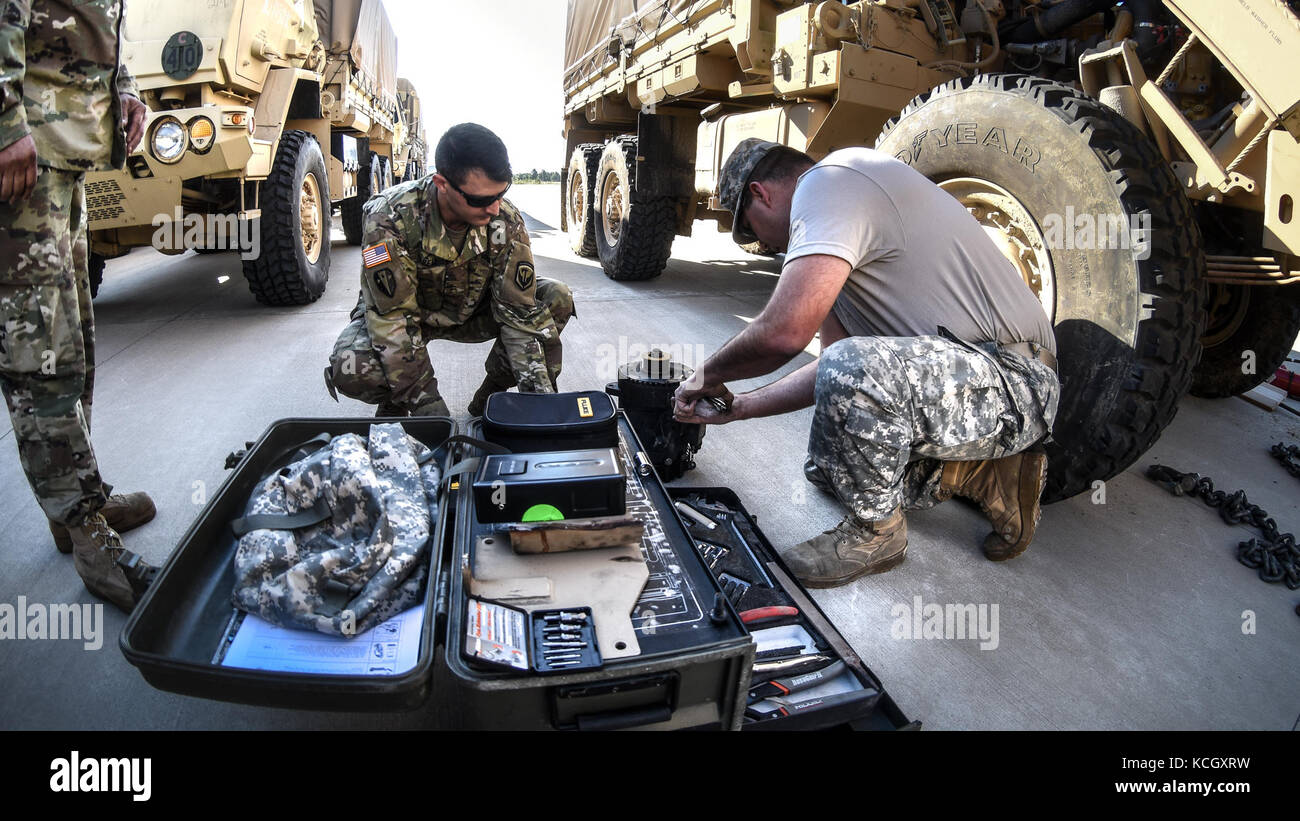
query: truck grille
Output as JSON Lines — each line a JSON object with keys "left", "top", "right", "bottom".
{"left": 86, "top": 179, "right": 126, "bottom": 222}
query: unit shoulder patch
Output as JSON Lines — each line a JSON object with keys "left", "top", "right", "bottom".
{"left": 514, "top": 261, "right": 535, "bottom": 291}
{"left": 372, "top": 267, "right": 397, "bottom": 299}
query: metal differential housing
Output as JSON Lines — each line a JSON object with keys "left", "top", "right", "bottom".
{"left": 606, "top": 349, "right": 705, "bottom": 481}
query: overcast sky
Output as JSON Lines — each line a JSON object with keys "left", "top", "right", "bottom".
{"left": 386, "top": 0, "right": 568, "bottom": 173}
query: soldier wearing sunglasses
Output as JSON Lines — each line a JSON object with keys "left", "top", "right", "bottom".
{"left": 326, "top": 123, "right": 573, "bottom": 417}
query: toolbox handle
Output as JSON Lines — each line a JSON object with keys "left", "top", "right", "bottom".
{"left": 444, "top": 435, "right": 512, "bottom": 458}
{"left": 574, "top": 705, "right": 673, "bottom": 731}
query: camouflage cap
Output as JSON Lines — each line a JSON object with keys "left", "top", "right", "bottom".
{"left": 718, "top": 138, "right": 782, "bottom": 245}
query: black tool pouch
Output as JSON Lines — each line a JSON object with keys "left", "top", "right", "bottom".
{"left": 482, "top": 391, "right": 618, "bottom": 453}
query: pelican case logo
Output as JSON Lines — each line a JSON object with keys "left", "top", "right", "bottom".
{"left": 373, "top": 268, "right": 396, "bottom": 299}
{"left": 514, "top": 261, "right": 535, "bottom": 291}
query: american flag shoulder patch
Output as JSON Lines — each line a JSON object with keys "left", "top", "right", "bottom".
{"left": 362, "top": 242, "right": 392, "bottom": 268}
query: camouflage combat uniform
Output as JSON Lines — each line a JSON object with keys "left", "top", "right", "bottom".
{"left": 326, "top": 175, "right": 573, "bottom": 413}
{"left": 808, "top": 334, "right": 1060, "bottom": 521}
{"left": 232, "top": 423, "right": 440, "bottom": 637}
{"left": 0, "top": 0, "right": 138, "bottom": 526}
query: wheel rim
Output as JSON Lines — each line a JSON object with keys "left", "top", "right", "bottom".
{"left": 568, "top": 168, "right": 585, "bottom": 228}
{"left": 939, "top": 177, "right": 1056, "bottom": 322}
{"left": 1201, "top": 283, "right": 1250, "bottom": 347}
{"left": 600, "top": 169, "right": 625, "bottom": 247}
{"left": 300, "top": 172, "right": 324, "bottom": 264}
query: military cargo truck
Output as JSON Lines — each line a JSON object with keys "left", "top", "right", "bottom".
{"left": 395, "top": 77, "right": 427, "bottom": 182}
{"left": 561, "top": 0, "right": 1300, "bottom": 502}
{"left": 86, "top": 0, "right": 415, "bottom": 306}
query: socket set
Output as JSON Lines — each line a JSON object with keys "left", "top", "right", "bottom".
{"left": 529, "top": 607, "right": 601, "bottom": 674}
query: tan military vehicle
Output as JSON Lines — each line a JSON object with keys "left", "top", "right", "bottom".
{"left": 562, "top": 0, "right": 1300, "bottom": 501}
{"left": 86, "top": 0, "right": 419, "bottom": 306}
{"left": 395, "top": 77, "right": 428, "bottom": 182}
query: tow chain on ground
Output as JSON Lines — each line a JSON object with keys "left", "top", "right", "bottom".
{"left": 1145, "top": 464, "right": 1300, "bottom": 592}
{"left": 1270, "top": 442, "right": 1300, "bottom": 479}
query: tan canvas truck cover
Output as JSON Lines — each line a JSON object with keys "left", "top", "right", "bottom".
{"left": 565, "top": 0, "right": 693, "bottom": 86}
{"left": 315, "top": 0, "right": 399, "bottom": 109}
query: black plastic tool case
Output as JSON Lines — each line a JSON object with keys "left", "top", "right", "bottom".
{"left": 437, "top": 416, "right": 755, "bottom": 730}
{"left": 119, "top": 417, "right": 456, "bottom": 712}
{"left": 670, "top": 488, "right": 916, "bottom": 731}
{"left": 119, "top": 414, "right": 911, "bottom": 730}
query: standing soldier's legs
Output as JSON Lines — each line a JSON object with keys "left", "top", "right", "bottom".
{"left": 0, "top": 168, "right": 156, "bottom": 611}
{"left": 470, "top": 277, "right": 574, "bottom": 415}
{"left": 0, "top": 169, "right": 108, "bottom": 526}
{"left": 788, "top": 335, "right": 1058, "bottom": 586}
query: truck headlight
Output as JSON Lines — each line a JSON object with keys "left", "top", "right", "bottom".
{"left": 151, "top": 118, "right": 187, "bottom": 163}
{"left": 188, "top": 116, "right": 215, "bottom": 153}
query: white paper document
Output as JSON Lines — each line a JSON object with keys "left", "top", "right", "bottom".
{"left": 221, "top": 605, "right": 425, "bottom": 676}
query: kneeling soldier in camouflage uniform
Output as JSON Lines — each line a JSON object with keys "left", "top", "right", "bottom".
{"left": 326, "top": 123, "right": 573, "bottom": 417}
{"left": 0, "top": 0, "right": 158, "bottom": 612}
{"left": 674, "top": 139, "right": 1060, "bottom": 588}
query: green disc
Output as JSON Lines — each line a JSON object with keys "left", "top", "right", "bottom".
{"left": 521, "top": 504, "right": 565, "bottom": 522}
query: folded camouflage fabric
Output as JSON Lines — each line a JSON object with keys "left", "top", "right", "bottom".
{"left": 232, "top": 423, "right": 441, "bottom": 636}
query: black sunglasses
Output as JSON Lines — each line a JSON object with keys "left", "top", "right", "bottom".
{"left": 449, "top": 178, "right": 511, "bottom": 208}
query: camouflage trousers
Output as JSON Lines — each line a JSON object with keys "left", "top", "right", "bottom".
{"left": 0, "top": 167, "right": 109, "bottom": 527}
{"left": 809, "top": 335, "right": 1060, "bottom": 522}
{"left": 326, "top": 277, "right": 574, "bottom": 410}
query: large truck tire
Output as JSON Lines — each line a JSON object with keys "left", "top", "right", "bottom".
{"left": 876, "top": 74, "right": 1206, "bottom": 503}
{"left": 241, "top": 130, "right": 331, "bottom": 306}
{"left": 593, "top": 136, "right": 675, "bottom": 281}
{"left": 341, "top": 149, "right": 381, "bottom": 246}
{"left": 1190, "top": 281, "right": 1300, "bottom": 397}
{"left": 566, "top": 143, "right": 603, "bottom": 257}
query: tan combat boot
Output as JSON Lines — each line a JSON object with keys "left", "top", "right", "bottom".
{"left": 49, "top": 492, "right": 156, "bottom": 555}
{"left": 68, "top": 513, "right": 158, "bottom": 614}
{"left": 782, "top": 508, "right": 908, "bottom": 588}
{"left": 938, "top": 447, "right": 1047, "bottom": 561}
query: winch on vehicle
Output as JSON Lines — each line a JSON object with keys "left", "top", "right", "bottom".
{"left": 606, "top": 349, "right": 705, "bottom": 481}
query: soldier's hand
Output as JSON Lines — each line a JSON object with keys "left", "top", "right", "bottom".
{"left": 673, "top": 392, "right": 743, "bottom": 426}
{"left": 121, "top": 94, "right": 147, "bottom": 154}
{"left": 0, "top": 135, "right": 37, "bottom": 204}
{"left": 672, "top": 371, "right": 734, "bottom": 420}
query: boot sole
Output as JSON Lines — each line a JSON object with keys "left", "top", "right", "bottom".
{"left": 798, "top": 544, "right": 907, "bottom": 588}
{"left": 983, "top": 452, "right": 1046, "bottom": 561}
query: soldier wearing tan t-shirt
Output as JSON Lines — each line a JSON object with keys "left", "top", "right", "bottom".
{"left": 673, "top": 139, "right": 1060, "bottom": 588}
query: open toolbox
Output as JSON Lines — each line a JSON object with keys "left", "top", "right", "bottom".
{"left": 118, "top": 410, "right": 912, "bottom": 730}
{"left": 669, "top": 487, "right": 915, "bottom": 730}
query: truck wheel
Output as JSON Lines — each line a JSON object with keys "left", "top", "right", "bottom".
{"left": 89, "top": 253, "right": 105, "bottom": 298}
{"left": 566, "top": 143, "right": 603, "bottom": 257}
{"left": 341, "top": 150, "right": 381, "bottom": 246}
{"left": 876, "top": 74, "right": 1205, "bottom": 503}
{"left": 1190, "top": 281, "right": 1300, "bottom": 397}
{"left": 593, "top": 137, "right": 675, "bottom": 281}
{"left": 241, "top": 129, "right": 331, "bottom": 306}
